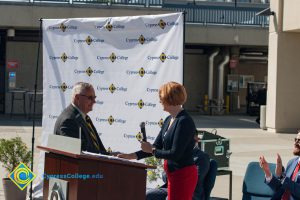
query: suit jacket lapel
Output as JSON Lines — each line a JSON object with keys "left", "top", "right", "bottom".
{"left": 287, "top": 158, "right": 299, "bottom": 178}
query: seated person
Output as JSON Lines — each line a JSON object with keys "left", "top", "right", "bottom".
{"left": 147, "top": 133, "right": 211, "bottom": 200}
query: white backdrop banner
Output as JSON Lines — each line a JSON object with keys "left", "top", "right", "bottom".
{"left": 41, "top": 12, "right": 183, "bottom": 159}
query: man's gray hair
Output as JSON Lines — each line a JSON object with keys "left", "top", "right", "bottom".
{"left": 71, "top": 82, "right": 93, "bottom": 102}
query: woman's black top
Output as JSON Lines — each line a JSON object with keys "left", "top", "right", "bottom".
{"left": 136, "top": 110, "right": 196, "bottom": 172}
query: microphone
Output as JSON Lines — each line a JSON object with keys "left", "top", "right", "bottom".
{"left": 140, "top": 122, "right": 147, "bottom": 142}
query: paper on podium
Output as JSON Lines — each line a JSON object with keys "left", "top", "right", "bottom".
{"left": 47, "top": 134, "right": 81, "bottom": 155}
{"left": 81, "top": 151, "right": 144, "bottom": 165}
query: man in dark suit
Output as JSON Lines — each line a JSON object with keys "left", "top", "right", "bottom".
{"left": 54, "top": 82, "right": 108, "bottom": 154}
{"left": 259, "top": 131, "right": 300, "bottom": 200}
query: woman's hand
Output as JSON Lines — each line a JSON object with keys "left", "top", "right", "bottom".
{"left": 259, "top": 155, "right": 271, "bottom": 177}
{"left": 275, "top": 153, "right": 283, "bottom": 177}
{"left": 117, "top": 153, "right": 137, "bottom": 160}
{"left": 141, "top": 142, "right": 153, "bottom": 153}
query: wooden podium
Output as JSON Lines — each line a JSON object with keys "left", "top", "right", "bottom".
{"left": 38, "top": 146, "right": 154, "bottom": 200}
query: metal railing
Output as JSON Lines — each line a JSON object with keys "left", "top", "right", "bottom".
{"left": 0, "top": 0, "right": 269, "bottom": 26}
{"left": 163, "top": 4, "right": 269, "bottom": 26}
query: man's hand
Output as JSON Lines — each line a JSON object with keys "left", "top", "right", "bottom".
{"left": 259, "top": 155, "right": 271, "bottom": 177}
{"left": 275, "top": 153, "right": 283, "bottom": 177}
{"left": 141, "top": 141, "right": 153, "bottom": 153}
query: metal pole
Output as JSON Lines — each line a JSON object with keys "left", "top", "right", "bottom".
{"left": 29, "top": 18, "right": 42, "bottom": 200}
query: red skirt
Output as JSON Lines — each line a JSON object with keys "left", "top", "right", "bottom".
{"left": 164, "top": 160, "right": 198, "bottom": 200}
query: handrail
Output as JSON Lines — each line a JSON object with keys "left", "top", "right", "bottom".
{"left": 163, "top": 4, "right": 269, "bottom": 26}
{"left": 0, "top": 0, "right": 269, "bottom": 26}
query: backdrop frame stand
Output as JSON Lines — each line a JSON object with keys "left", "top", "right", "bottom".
{"left": 29, "top": 18, "right": 43, "bottom": 200}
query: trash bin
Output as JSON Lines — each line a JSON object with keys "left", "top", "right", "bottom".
{"left": 260, "top": 105, "right": 267, "bottom": 130}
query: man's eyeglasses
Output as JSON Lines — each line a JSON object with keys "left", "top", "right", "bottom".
{"left": 80, "top": 94, "right": 97, "bottom": 101}
{"left": 294, "top": 138, "right": 300, "bottom": 144}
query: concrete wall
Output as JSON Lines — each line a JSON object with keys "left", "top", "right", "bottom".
{"left": 184, "top": 52, "right": 208, "bottom": 110}
{"left": 282, "top": 0, "right": 300, "bottom": 32}
{"left": 266, "top": 0, "right": 300, "bottom": 132}
{"left": 186, "top": 24, "right": 268, "bottom": 46}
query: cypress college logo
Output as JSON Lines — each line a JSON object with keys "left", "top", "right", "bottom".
{"left": 145, "top": 119, "right": 164, "bottom": 128}
{"left": 147, "top": 52, "right": 179, "bottom": 63}
{"left": 49, "top": 53, "right": 78, "bottom": 62}
{"left": 97, "top": 84, "right": 127, "bottom": 94}
{"left": 9, "top": 162, "right": 36, "bottom": 190}
{"left": 95, "top": 21, "right": 125, "bottom": 31}
{"left": 125, "top": 99, "right": 156, "bottom": 109}
{"left": 126, "top": 35, "right": 157, "bottom": 45}
{"left": 48, "top": 23, "right": 78, "bottom": 32}
{"left": 126, "top": 67, "right": 157, "bottom": 77}
{"left": 74, "top": 36, "right": 105, "bottom": 45}
{"left": 97, "top": 53, "right": 128, "bottom": 62}
{"left": 123, "top": 132, "right": 155, "bottom": 141}
{"left": 96, "top": 115, "right": 126, "bottom": 125}
{"left": 145, "top": 19, "right": 179, "bottom": 29}
{"left": 49, "top": 82, "right": 73, "bottom": 92}
{"left": 74, "top": 67, "right": 104, "bottom": 77}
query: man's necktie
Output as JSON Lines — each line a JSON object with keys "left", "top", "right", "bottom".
{"left": 85, "top": 115, "right": 100, "bottom": 151}
{"left": 281, "top": 161, "right": 300, "bottom": 200}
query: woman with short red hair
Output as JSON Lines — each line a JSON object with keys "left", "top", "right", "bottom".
{"left": 119, "top": 81, "right": 198, "bottom": 200}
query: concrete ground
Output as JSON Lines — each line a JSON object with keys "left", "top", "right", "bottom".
{"left": 0, "top": 114, "right": 296, "bottom": 200}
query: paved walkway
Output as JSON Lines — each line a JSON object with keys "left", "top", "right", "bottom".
{"left": 0, "top": 114, "right": 296, "bottom": 200}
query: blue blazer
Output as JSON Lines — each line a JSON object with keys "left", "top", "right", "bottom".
{"left": 267, "top": 157, "right": 300, "bottom": 200}
{"left": 136, "top": 110, "right": 196, "bottom": 172}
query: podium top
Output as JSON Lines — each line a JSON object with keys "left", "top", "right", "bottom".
{"left": 37, "top": 146, "right": 156, "bottom": 169}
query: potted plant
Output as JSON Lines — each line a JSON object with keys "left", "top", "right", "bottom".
{"left": 0, "top": 137, "right": 32, "bottom": 200}
{"left": 145, "top": 157, "right": 163, "bottom": 184}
